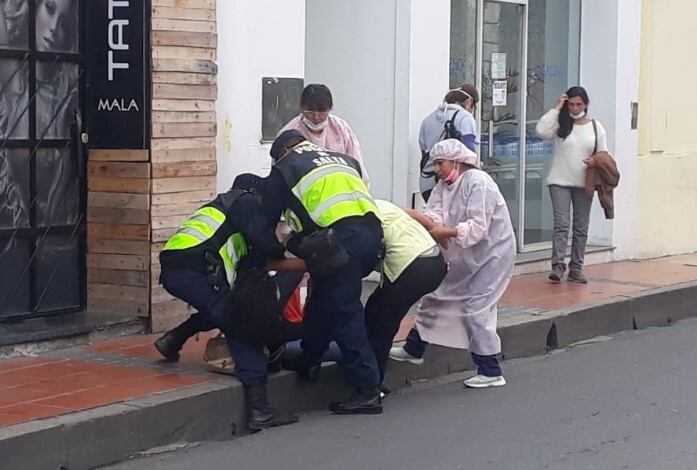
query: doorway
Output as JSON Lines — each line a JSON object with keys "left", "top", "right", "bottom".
{"left": 450, "top": 0, "right": 581, "bottom": 251}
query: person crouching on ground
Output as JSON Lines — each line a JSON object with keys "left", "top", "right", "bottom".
{"left": 390, "top": 139, "right": 516, "bottom": 388}
{"left": 155, "top": 173, "right": 298, "bottom": 431}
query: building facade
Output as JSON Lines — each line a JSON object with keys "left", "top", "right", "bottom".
{"left": 216, "top": 0, "right": 642, "bottom": 258}
{"left": 636, "top": 0, "right": 697, "bottom": 258}
{"left": 1, "top": 0, "right": 218, "bottom": 343}
{"left": 3, "top": 0, "right": 696, "bottom": 344}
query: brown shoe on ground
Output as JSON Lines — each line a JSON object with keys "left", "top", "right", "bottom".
{"left": 567, "top": 270, "right": 588, "bottom": 284}
{"left": 548, "top": 265, "right": 565, "bottom": 283}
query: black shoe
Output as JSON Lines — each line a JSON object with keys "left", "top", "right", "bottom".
{"left": 246, "top": 384, "right": 299, "bottom": 432}
{"left": 266, "top": 345, "right": 285, "bottom": 374}
{"left": 329, "top": 388, "right": 383, "bottom": 415}
{"left": 378, "top": 383, "right": 392, "bottom": 399}
{"left": 153, "top": 313, "right": 212, "bottom": 362}
{"left": 283, "top": 356, "right": 321, "bottom": 382}
{"left": 248, "top": 409, "right": 300, "bottom": 432}
{"left": 298, "top": 364, "right": 321, "bottom": 382}
{"left": 154, "top": 330, "right": 184, "bottom": 362}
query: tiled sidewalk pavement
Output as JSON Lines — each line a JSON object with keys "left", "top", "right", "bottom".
{"left": 2, "top": 255, "right": 697, "bottom": 429}
{"left": 0, "top": 333, "right": 219, "bottom": 427}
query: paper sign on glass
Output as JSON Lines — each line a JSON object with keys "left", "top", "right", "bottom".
{"left": 493, "top": 81, "right": 507, "bottom": 106}
{"left": 491, "top": 53, "right": 507, "bottom": 80}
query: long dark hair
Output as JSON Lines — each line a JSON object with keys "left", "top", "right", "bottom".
{"left": 557, "top": 86, "right": 589, "bottom": 139}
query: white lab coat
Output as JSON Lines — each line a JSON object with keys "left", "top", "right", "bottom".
{"left": 415, "top": 169, "right": 516, "bottom": 355}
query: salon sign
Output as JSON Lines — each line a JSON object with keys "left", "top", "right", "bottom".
{"left": 86, "top": 0, "right": 148, "bottom": 148}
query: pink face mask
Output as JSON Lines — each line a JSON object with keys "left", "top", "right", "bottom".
{"left": 443, "top": 166, "right": 461, "bottom": 184}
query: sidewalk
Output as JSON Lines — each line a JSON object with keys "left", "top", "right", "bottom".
{"left": 2, "top": 255, "right": 697, "bottom": 469}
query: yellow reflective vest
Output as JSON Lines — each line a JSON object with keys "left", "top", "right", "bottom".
{"left": 161, "top": 191, "right": 248, "bottom": 286}
{"left": 273, "top": 142, "right": 378, "bottom": 232}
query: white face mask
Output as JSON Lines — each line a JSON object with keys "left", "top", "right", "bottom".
{"left": 302, "top": 116, "right": 328, "bottom": 132}
{"left": 569, "top": 110, "right": 586, "bottom": 120}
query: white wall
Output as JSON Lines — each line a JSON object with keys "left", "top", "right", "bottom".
{"left": 215, "top": 0, "right": 305, "bottom": 191}
{"left": 611, "top": 0, "right": 641, "bottom": 260}
{"left": 305, "top": 0, "right": 398, "bottom": 201}
{"left": 304, "top": 0, "right": 450, "bottom": 206}
{"left": 579, "top": 0, "right": 641, "bottom": 257}
{"left": 406, "top": 0, "right": 452, "bottom": 207}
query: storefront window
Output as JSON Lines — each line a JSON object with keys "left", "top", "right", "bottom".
{"left": 449, "top": 0, "right": 477, "bottom": 88}
{"left": 526, "top": 0, "right": 581, "bottom": 126}
{"left": 525, "top": 0, "right": 581, "bottom": 244}
{"left": 1, "top": 0, "right": 83, "bottom": 320}
{"left": 449, "top": 0, "right": 581, "bottom": 248}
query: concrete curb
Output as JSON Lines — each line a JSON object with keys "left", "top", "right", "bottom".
{"left": 2, "top": 282, "right": 697, "bottom": 470}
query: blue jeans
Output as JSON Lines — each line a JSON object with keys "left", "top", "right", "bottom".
{"left": 284, "top": 340, "right": 343, "bottom": 363}
{"left": 404, "top": 328, "right": 502, "bottom": 377}
{"left": 160, "top": 268, "right": 268, "bottom": 386}
{"left": 297, "top": 218, "right": 383, "bottom": 391}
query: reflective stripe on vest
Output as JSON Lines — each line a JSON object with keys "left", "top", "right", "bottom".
{"left": 293, "top": 164, "right": 361, "bottom": 196}
{"left": 291, "top": 164, "right": 377, "bottom": 228}
{"left": 283, "top": 209, "right": 303, "bottom": 233}
{"left": 163, "top": 206, "right": 226, "bottom": 251}
{"left": 218, "top": 232, "right": 248, "bottom": 285}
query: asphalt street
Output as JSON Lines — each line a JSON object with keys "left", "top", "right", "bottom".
{"left": 105, "top": 318, "right": 697, "bottom": 470}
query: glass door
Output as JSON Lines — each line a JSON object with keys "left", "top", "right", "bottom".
{"left": 451, "top": 0, "right": 581, "bottom": 251}
{"left": 478, "top": 0, "right": 527, "bottom": 251}
{"left": 524, "top": 0, "right": 581, "bottom": 248}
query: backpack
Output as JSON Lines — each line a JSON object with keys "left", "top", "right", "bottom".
{"left": 420, "top": 110, "right": 461, "bottom": 178}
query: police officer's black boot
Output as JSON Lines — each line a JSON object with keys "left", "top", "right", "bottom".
{"left": 154, "top": 313, "right": 211, "bottom": 362}
{"left": 329, "top": 387, "right": 383, "bottom": 415}
{"left": 266, "top": 344, "right": 285, "bottom": 374}
{"left": 245, "top": 383, "right": 299, "bottom": 432}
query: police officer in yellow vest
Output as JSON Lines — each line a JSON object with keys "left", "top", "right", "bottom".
{"left": 155, "top": 173, "right": 298, "bottom": 431}
{"left": 263, "top": 130, "right": 384, "bottom": 414}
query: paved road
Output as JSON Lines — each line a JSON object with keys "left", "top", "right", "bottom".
{"left": 106, "top": 319, "right": 697, "bottom": 470}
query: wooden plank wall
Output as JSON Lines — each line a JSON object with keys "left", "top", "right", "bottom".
{"left": 86, "top": 150, "right": 151, "bottom": 318}
{"left": 149, "top": 0, "right": 218, "bottom": 332}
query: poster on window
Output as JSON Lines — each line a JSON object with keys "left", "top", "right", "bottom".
{"left": 0, "top": 0, "right": 29, "bottom": 49}
{"left": 1, "top": 0, "right": 80, "bottom": 142}
{"left": 491, "top": 53, "right": 507, "bottom": 80}
{"left": 493, "top": 80, "right": 507, "bottom": 107}
{"left": 86, "top": 0, "right": 149, "bottom": 149}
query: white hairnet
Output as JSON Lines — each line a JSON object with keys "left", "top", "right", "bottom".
{"left": 430, "top": 139, "right": 478, "bottom": 166}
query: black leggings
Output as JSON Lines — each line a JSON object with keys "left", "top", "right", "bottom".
{"left": 365, "top": 252, "right": 447, "bottom": 381}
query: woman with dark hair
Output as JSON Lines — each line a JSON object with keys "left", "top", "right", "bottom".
{"left": 536, "top": 86, "right": 608, "bottom": 284}
{"left": 279, "top": 83, "right": 369, "bottom": 185}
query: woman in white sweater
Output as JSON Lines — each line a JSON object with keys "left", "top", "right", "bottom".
{"left": 536, "top": 86, "right": 607, "bottom": 284}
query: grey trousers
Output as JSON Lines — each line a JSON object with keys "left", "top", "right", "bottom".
{"left": 549, "top": 185, "right": 593, "bottom": 271}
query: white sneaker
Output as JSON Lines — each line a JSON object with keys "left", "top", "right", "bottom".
{"left": 463, "top": 374, "right": 507, "bottom": 388}
{"left": 388, "top": 346, "right": 424, "bottom": 365}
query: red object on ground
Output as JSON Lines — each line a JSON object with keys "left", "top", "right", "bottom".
{"left": 283, "top": 288, "right": 304, "bottom": 323}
